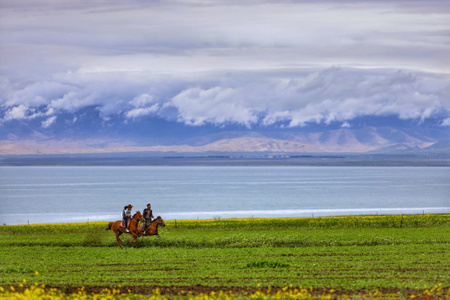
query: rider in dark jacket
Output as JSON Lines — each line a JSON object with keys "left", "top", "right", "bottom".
{"left": 143, "top": 203, "right": 154, "bottom": 231}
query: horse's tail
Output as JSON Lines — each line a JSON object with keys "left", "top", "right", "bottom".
{"left": 105, "top": 222, "right": 113, "bottom": 231}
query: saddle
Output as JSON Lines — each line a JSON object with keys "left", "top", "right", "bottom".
{"left": 139, "top": 224, "right": 148, "bottom": 233}
{"left": 139, "top": 219, "right": 154, "bottom": 232}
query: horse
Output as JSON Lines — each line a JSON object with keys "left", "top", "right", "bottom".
{"left": 140, "top": 216, "right": 166, "bottom": 238}
{"left": 105, "top": 211, "right": 144, "bottom": 248}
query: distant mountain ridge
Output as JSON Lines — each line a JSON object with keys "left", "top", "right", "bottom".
{"left": 1, "top": 126, "right": 447, "bottom": 155}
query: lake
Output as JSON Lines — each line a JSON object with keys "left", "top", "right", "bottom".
{"left": 1, "top": 166, "right": 449, "bottom": 225}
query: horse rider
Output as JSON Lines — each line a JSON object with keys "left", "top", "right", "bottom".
{"left": 143, "top": 203, "right": 154, "bottom": 231}
{"left": 121, "top": 204, "right": 133, "bottom": 232}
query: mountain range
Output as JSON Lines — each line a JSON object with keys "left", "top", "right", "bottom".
{"left": 1, "top": 109, "right": 448, "bottom": 155}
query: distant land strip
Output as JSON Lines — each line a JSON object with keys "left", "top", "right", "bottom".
{"left": 1, "top": 153, "right": 449, "bottom": 166}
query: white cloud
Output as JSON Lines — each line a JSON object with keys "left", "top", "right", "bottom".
{"left": 341, "top": 122, "right": 351, "bottom": 128}
{"left": 129, "top": 94, "right": 155, "bottom": 108}
{"left": 41, "top": 116, "right": 57, "bottom": 128}
{"left": 125, "top": 104, "right": 159, "bottom": 119}
{"left": 1, "top": 81, "right": 73, "bottom": 108}
{"left": 169, "top": 87, "right": 258, "bottom": 127}
{"left": 1, "top": 104, "right": 56, "bottom": 122}
{"left": 48, "top": 91, "right": 88, "bottom": 112}
{"left": 4, "top": 105, "right": 28, "bottom": 120}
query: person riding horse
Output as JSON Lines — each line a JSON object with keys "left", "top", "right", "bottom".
{"left": 121, "top": 204, "right": 133, "bottom": 232}
{"left": 106, "top": 211, "right": 145, "bottom": 248}
{"left": 143, "top": 203, "right": 154, "bottom": 231}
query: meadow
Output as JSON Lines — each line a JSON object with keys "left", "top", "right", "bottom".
{"left": 0, "top": 214, "right": 449, "bottom": 299}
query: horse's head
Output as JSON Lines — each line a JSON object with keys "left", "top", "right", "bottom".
{"left": 134, "top": 211, "right": 144, "bottom": 222}
{"left": 155, "top": 216, "right": 165, "bottom": 227}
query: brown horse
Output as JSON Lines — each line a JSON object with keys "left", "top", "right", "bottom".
{"left": 140, "top": 216, "right": 166, "bottom": 238}
{"left": 105, "top": 211, "right": 144, "bottom": 248}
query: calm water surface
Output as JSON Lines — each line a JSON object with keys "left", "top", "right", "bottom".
{"left": 1, "top": 166, "right": 449, "bottom": 225}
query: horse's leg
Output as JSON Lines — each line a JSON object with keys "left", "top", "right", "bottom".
{"left": 115, "top": 230, "right": 124, "bottom": 248}
{"left": 129, "top": 231, "right": 139, "bottom": 244}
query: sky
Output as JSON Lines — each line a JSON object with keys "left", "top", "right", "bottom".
{"left": 1, "top": 0, "right": 450, "bottom": 137}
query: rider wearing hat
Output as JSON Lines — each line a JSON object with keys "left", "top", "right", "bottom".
{"left": 122, "top": 204, "right": 133, "bottom": 232}
{"left": 143, "top": 203, "right": 154, "bottom": 231}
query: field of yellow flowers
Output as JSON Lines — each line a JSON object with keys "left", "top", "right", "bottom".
{"left": 0, "top": 214, "right": 449, "bottom": 299}
{"left": 2, "top": 282, "right": 450, "bottom": 299}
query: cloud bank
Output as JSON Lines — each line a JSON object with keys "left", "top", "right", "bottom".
{"left": 1, "top": 0, "right": 450, "bottom": 131}
{"left": 1, "top": 67, "right": 449, "bottom": 129}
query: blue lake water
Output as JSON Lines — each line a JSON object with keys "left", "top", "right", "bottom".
{"left": 0, "top": 166, "right": 449, "bottom": 225}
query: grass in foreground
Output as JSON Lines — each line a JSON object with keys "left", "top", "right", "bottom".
{"left": 0, "top": 214, "right": 449, "bottom": 299}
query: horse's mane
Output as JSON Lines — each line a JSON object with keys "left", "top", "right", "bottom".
{"left": 150, "top": 216, "right": 162, "bottom": 223}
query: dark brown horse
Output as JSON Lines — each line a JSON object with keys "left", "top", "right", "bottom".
{"left": 105, "top": 211, "right": 144, "bottom": 248}
{"left": 140, "top": 216, "right": 166, "bottom": 238}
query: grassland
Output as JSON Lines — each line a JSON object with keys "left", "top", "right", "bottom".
{"left": 0, "top": 214, "right": 449, "bottom": 299}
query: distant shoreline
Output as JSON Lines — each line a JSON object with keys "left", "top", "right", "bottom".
{"left": 3, "top": 212, "right": 450, "bottom": 227}
{"left": 1, "top": 152, "right": 450, "bottom": 166}
{"left": 3, "top": 209, "right": 450, "bottom": 226}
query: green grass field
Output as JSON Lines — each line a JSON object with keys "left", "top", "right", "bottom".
{"left": 0, "top": 214, "right": 449, "bottom": 299}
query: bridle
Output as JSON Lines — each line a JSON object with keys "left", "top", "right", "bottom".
{"left": 131, "top": 214, "right": 144, "bottom": 224}
{"left": 152, "top": 218, "right": 165, "bottom": 228}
